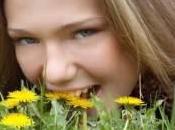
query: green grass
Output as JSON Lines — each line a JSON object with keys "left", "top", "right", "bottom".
{"left": 0, "top": 83, "right": 174, "bottom": 130}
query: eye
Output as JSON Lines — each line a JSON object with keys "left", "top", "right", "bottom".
{"left": 14, "top": 37, "right": 40, "bottom": 45}
{"left": 73, "top": 28, "right": 99, "bottom": 39}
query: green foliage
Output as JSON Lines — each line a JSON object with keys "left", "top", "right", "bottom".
{"left": 0, "top": 85, "right": 174, "bottom": 130}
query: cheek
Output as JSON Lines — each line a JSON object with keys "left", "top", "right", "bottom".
{"left": 77, "top": 35, "right": 129, "bottom": 75}
{"left": 77, "top": 34, "right": 138, "bottom": 86}
{"left": 15, "top": 45, "right": 44, "bottom": 82}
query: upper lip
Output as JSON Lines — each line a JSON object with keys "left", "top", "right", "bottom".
{"left": 46, "top": 83, "right": 99, "bottom": 92}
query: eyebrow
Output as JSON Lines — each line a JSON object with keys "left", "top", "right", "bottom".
{"left": 8, "top": 16, "right": 105, "bottom": 36}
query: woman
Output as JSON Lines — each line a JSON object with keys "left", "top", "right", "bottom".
{"left": 0, "top": 0, "right": 175, "bottom": 115}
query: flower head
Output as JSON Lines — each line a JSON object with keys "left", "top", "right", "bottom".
{"left": 0, "top": 113, "right": 34, "bottom": 129}
{"left": 46, "top": 91, "right": 75, "bottom": 101}
{"left": 0, "top": 99, "right": 19, "bottom": 109}
{"left": 115, "top": 96, "right": 145, "bottom": 106}
{"left": 7, "top": 88, "right": 39, "bottom": 103}
{"left": 68, "top": 97, "right": 93, "bottom": 109}
{"left": 46, "top": 91, "right": 93, "bottom": 109}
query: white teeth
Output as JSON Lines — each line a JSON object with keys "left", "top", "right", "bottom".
{"left": 75, "top": 90, "right": 82, "bottom": 97}
{"left": 69, "top": 88, "right": 89, "bottom": 97}
{"left": 66, "top": 85, "right": 98, "bottom": 97}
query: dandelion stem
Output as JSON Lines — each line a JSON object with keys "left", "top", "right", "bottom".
{"left": 82, "top": 111, "right": 88, "bottom": 130}
{"left": 74, "top": 115, "right": 79, "bottom": 130}
{"left": 39, "top": 80, "right": 46, "bottom": 114}
{"left": 66, "top": 111, "right": 78, "bottom": 125}
{"left": 123, "top": 119, "right": 129, "bottom": 130}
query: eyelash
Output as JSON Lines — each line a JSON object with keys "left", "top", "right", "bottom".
{"left": 12, "top": 37, "right": 39, "bottom": 45}
{"left": 12, "top": 28, "right": 100, "bottom": 45}
{"left": 73, "top": 28, "right": 100, "bottom": 39}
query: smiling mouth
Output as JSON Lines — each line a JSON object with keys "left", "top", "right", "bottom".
{"left": 64, "top": 84, "right": 101, "bottom": 99}
{"left": 46, "top": 84, "right": 101, "bottom": 99}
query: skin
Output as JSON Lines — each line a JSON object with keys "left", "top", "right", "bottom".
{"left": 5, "top": 0, "right": 138, "bottom": 107}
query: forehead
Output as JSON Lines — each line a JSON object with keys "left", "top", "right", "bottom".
{"left": 5, "top": 0, "right": 103, "bottom": 28}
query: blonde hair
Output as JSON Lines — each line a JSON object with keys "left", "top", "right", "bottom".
{"left": 102, "top": 0, "right": 175, "bottom": 95}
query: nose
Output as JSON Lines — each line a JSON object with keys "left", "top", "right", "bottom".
{"left": 42, "top": 44, "right": 77, "bottom": 85}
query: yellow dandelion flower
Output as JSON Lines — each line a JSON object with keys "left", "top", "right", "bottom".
{"left": 7, "top": 88, "right": 39, "bottom": 103}
{"left": 0, "top": 99, "right": 19, "bottom": 109}
{"left": 68, "top": 97, "right": 93, "bottom": 109}
{"left": 0, "top": 113, "right": 34, "bottom": 129}
{"left": 46, "top": 91, "right": 75, "bottom": 101}
{"left": 114, "top": 96, "right": 145, "bottom": 106}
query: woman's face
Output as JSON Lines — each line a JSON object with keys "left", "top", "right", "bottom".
{"left": 5, "top": 0, "right": 138, "bottom": 107}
